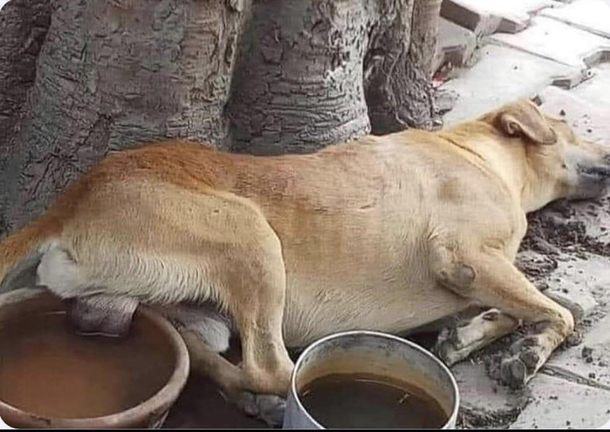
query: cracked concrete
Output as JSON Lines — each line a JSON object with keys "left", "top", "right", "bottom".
{"left": 439, "top": 0, "right": 610, "bottom": 428}
{"left": 491, "top": 16, "right": 610, "bottom": 67}
{"left": 453, "top": 362, "right": 529, "bottom": 428}
{"left": 510, "top": 374, "right": 610, "bottom": 429}
{"left": 571, "top": 65, "right": 610, "bottom": 114}
{"left": 541, "top": 0, "right": 610, "bottom": 39}
{"left": 441, "top": 0, "right": 561, "bottom": 36}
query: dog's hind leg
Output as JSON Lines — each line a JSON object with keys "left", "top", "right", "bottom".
{"left": 225, "top": 252, "right": 293, "bottom": 426}
{"left": 434, "top": 308, "right": 519, "bottom": 365}
{"left": 229, "top": 255, "right": 293, "bottom": 398}
{"left": 36, "top": 183, "right": 293, "bottom": 423}
{"left": 152, "top": 192, "right": 294, "bottom": 424}
{"left": 161, "top": 298, "right": 290, "bottom": 426}
{"left": 165, "top": 233, "right": 292, "bottom": 425}
{"left": 177, "top": 329, "right": 286, "bottom": 426}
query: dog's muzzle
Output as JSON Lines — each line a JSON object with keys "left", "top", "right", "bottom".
{"left": 572, "top": 159, "right": 610, "bottom": 200}
{"left": 578, "top": 164, "right": 610, "bottom": 182}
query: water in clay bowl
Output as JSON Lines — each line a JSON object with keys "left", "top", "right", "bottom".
{"left": 0, "top": 290, "right": 189, "bottom": 428}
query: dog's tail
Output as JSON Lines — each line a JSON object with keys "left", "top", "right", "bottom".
{"left": 0, "top": 215, "right": 61, "bottom": 294}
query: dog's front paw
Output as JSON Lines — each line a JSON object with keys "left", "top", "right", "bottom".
{"left": 500, "top": 336, "right": 543, "bottom": 389}
{"left": 434, "top": 326, "right": 462, "bottom": 366}
{"left": 434, "top": 309, "right": 519, "bottom": 367}
{"left": 235, "top": 392, "right": 286, "bottom": 427}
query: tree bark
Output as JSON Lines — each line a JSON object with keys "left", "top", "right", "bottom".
{"left": 3, "top": 0, "right": 247, "bottom": 230}
{"left": 0, "top": 0, "right": 441, "bottom": 232}
{"left": 227, "top": 0, "right": 442, "bottom": 154}
{"left": 409, "top": 0, "right": 443, "bottom": 79}
{"left": 227, "top": 0, "right": 373, "bottom": 155}
{"left": 364, "top": 0, "right": 442, "bottom": 134}
{"left": 0, "top": 0, "right": 52, "bottom": 235}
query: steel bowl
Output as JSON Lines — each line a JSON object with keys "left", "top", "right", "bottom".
{"left": 283, "top": 330, "right": 459, "bottom": 429}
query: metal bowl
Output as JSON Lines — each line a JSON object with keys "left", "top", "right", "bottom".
{"left": 283, "top": 330, "right": 459, "bottom": 429}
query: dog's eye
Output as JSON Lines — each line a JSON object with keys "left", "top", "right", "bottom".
{"left": 561, "top": 163, "right": 568, "bottom": 169}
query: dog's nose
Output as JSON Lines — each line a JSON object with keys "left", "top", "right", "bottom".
{"left": 594, "top": 165, "right": 610, "bottom": 179}
{"left": 579, "top": 164, "right": 610, "bottom": 179}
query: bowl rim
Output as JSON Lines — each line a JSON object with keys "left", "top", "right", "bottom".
{"left": 0, "top": 289, "right": 190, "bottom": 428}
{"left": 288, "top": 330, "right": 460, "bottom": 430}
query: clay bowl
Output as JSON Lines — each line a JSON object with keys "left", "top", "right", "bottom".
{"left": 0, "top": 289, "right": 189, "bottom": 428}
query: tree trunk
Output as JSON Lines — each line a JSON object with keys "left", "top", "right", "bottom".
{"left": 364, "top": 0, "right": 442, "bottom": 134}
{"left": 0, "top": 0, "right": 52, "bottom": 235}
{"left": 2, "top": 0, "right": 246, "bottom": 230}
{"left": 227, "top": 0, "right": 373, "bottom": 155}
{"left": 227, "top": 0, "right": 442, "bottom": 154}
{"left": 0, "top": 0, "right": 441, "bottom": 233}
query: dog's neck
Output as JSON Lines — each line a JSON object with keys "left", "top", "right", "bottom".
{"left": 439, "top": 122, "right": 537, "bottom": 212}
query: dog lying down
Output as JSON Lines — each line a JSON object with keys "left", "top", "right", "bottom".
{"left": 1, "top": 99, "right": 609, "bottom": 424}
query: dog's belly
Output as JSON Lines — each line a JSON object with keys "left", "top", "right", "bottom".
{"left": 281, "top": 275, "right": 470, "bottom": 348}
{"left": 264, "top": 201, "right": 472, "bottom": 348}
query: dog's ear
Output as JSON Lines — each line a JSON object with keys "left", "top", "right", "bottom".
{"left": 487, "top": 100, "right": 557, "bottom": 145}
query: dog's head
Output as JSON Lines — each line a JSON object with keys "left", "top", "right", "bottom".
{"left": 481, "top": 99, "right": 610, "bottom": 208}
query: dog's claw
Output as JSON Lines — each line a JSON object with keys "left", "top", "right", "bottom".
{"left": 235, "top": 392, "right": 286, "bottom": 427}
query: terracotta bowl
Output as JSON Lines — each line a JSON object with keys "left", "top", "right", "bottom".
{"left": 0, "top": 289, "right": 189, "bottom": 429}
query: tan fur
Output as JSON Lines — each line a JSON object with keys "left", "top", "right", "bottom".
{"left": 1, "top": 99, "right": 609, "bottom": 403}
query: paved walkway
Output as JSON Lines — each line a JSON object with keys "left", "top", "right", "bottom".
{"left": 436, "top": 0, "right": 610, "bottom": 428}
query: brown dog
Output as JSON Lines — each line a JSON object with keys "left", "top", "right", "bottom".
{"left": 1, "top": 99, "right": 609, "bottom": 423}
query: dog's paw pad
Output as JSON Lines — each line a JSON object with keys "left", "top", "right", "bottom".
{"left": 235, "top": 392, "right": 286, "bottom": 427}
{"left": 500, "top": 348, "right": 541, "bottom": 389}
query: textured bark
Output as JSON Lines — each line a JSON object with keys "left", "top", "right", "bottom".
{"left": 0, "top": 0, "right": 441, "bottom": 231}
{"left": 227, "top": 0, "right": 373, "bottom": 155}
{"left": 364, "top": 0, "right": 442, "bottom": 134}
{"left": 409, "top": 0, "right": 443, "bottom": 79}
{"left": 4, "top": 0, "right": 246, "bottom": 230}
{"left": 0, "top": 0, "right": 52, "bottom": 236}
{"left": 227, "top": 0, "right": 441, "bottom": 154}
